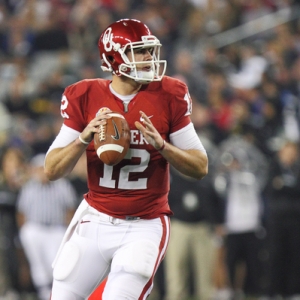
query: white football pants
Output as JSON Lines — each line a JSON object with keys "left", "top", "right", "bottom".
{"left": 51, "top": 200, "right": 170, "bottom": 300}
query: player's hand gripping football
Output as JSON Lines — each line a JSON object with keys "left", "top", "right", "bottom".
{"left": 135, "top": 111, "right": 165, "bottom": 151}
{"left": 79, "top": 110, "right": 112, "bottom": 144}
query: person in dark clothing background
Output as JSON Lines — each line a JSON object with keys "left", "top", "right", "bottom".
{"left": 264, "top": 140, "right": 300, "bottom": 299}
{"left": 0, "top": 146, "right": 31, "bottom": 298}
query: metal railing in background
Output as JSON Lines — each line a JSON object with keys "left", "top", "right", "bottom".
{"left": 209, "top": 5, "right": 300, "bottom": 48}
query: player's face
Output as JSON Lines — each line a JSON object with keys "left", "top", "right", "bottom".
{"left": 126, "top": 47, "right": 154, "bottom": 71}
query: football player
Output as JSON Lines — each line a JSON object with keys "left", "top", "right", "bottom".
{"left": 44, "top": 18, "right": 208, "bottom": 300}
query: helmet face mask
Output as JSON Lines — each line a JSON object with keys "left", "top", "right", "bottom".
{"left": 98, "top": 19, "right": 167, "bottom": 83}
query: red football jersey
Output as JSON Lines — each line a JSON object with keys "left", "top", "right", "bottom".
{"left": 61, "top": 76, "right": 192, "bottom": 219}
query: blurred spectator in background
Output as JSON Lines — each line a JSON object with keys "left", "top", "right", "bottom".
{"left": 204, "top": 66, "right": 234, "bottom": 144}
{"left": 0, "top": 146, "right": 29, "bottom": 299}
{"left": 264, "top": 140, "right": 300, "bottom": 299}
{"left": 164, "top": 137, "right": 223, "bottom": 300}
{"left": 227, "top": 44, "right": 268, "bottom": 90}
{"left": 281, "top": 55, "right": 300, "bottom": 143}
{"left": 16, "top": 153, "right": 77, "bottom": 300}
{"left": 214, "top": 129, "right": 269, "bottom": 300}
{"left": 253, "top": 78, "right": 283, "bottom": 156}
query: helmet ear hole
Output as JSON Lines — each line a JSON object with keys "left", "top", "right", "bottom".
{"left": 107, "top": 56, "right": 114, "bottom": 63}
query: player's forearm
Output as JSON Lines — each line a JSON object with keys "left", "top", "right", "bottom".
{"left": 44, "top": 138, "right": 87, "bottom": 181}
{"left": 160, "top": 143, "right": 208, "bottom": 180}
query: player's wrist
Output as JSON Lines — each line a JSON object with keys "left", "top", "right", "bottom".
{"left": 157, "top": 140, "right": 166, "bottom": 151}
{"left": 78, "top": 135, "right": 91, "bottom": 145}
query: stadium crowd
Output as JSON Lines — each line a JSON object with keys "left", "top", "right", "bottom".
{"left": 0, "top": 0, "right": 300, "bottom": 299}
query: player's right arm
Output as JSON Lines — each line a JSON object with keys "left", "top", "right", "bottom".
{"left": 45, "top": 80, "right": 114, "bottom": 181}
{"left": 44, "top": 134, "right": 88, "bottom": 181}
{"left": 44, "top": 111, "right": 110, "bottom": 181}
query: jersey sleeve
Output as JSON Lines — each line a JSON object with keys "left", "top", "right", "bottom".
{"left": 60, "top": 80, "right": 89, "bottom": 132}
{"left": 162, "top": 77, "right": 193, "bottom": 134}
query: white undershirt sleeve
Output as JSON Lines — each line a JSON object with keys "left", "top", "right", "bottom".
{"left": 46, "top": 124, "right": 80, "bottom": 156}
{"left": 170, "top": 123, "right": 207, "bottom": 154}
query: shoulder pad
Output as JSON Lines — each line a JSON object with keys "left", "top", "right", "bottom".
{"left": 161, "top": 76, "right": 187, "bottom": 95}
{"left": 146, "top": 76, "right": 187, "bottom": 95}
{"left": 64, "top": 80, "right": 89, "bottom": 98}
{"left": 64, "top": 79, "right": 107, "bottom": 98}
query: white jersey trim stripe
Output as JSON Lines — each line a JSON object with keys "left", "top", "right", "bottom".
{"left": 141, "top": 215, "right": 170, "bottom": 300}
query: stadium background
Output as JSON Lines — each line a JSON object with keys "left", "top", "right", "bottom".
{"left": 0, "top": 0, "right": 300, "bottom": 299}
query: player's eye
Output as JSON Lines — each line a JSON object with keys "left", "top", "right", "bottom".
{"left": 135, "top": 48, "right": 153, "bottom": 55}
{"left": 148, "top": 47, "right": 154, "bottom": 54}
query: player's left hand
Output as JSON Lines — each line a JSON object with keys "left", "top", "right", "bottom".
{"left": 135, "top": 111, "right": 165, "bottom": 150}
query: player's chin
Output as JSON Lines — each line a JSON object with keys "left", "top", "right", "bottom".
{"left": 135, "top": 69, "right": 155, "bottom": 84}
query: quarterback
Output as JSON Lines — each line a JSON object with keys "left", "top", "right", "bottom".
{"left": 44, "top": 18, "right": 208, "bottom": 300}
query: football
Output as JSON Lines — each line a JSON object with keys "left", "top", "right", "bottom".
{"left": 94, "top": 112, "right": 130, "bottom": 166}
